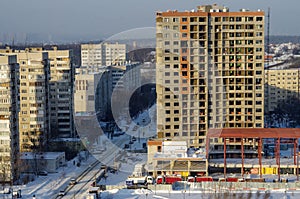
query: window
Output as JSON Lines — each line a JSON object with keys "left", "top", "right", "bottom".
{"left": 173, "top": 33, "right": 179, "bottom": 38}
{"left": 256, "top": 17, "right": 263, "bottom": 21}
{"left": 236, "top": 17, "right": 242, "bottom": 22}
{"left": 163, "top": 18, "right": 169, "bottom": 22}
{"left": 182, "top": 33, "right": 188, "bottom": 38}
{"left": 256, "top": 32, "right": 263, "bottom": 37}
{"left": 182, "top": 17, "right": 187, "bottom": 22}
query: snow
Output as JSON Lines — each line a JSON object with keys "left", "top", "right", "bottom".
{"left": 0, "top": 106, "right": 155, "bottom": 199}
{"left": 101, "top": 188, "right": 300, "bottom": 199}
{"left": 0, "top": 154, "right": 97, "bottom": 199}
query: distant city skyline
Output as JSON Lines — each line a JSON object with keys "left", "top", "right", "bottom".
{"left": 0, "top": 0, "right": 299, "bottom": 43}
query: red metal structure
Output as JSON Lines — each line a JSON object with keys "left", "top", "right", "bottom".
{"left": 206, "top": 128, "right": 300, "bottom": 181}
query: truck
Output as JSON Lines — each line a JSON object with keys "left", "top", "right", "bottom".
{"left": 156, "top": 175, "right": 182, "bottom": 184}
{"left": 196, "top": 176, "right": 213, "bottom": 182}
{"left": 88, "top": 187, "right": 101, "bottom": 199}
{"left": 226, "top": 177, "right": 239, "bottom": 182}
{"left": 126, "top": 176, "right": 152, "bottom": 188}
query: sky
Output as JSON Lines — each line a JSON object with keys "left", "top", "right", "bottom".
{"left": 0, "top": 0, "right": 299, "bottom": 43}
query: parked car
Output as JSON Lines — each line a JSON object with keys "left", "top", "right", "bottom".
{"left": 37, "top": 171, "right": 48, "bottom": 176}
{"left": 3, "top": 188, "right": 11, "bottom": 194}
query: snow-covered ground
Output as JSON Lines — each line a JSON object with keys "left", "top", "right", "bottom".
{"left": 0, "top": 154, "right": 96, "bottom": 198}
{"left": 101, "top": 188, "right": 300, "bottom": 199}
{"left": 0, "top": 105, "right": 155, "bottom": 199}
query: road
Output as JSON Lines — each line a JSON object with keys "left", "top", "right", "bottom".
{"left": 62, "top": 134, "right": 130, "bottom": 199}
{"left": 62, "top": 162, "right": 102, "bottom": 199}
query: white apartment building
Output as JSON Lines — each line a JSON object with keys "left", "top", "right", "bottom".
{"left": 81, "top": 42, "right": 126, "bottom": 69}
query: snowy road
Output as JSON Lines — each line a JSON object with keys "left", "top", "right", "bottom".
{"left": 63, "top": 162, "right": 102, "bottom": 199}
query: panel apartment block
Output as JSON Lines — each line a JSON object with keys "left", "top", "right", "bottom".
{"left": 265, "top": 69, "right": 300, "bottom": 113}
{"left": 81, "top": 43, "right": 126, "bottom": 68}
{"left": 0, "top": 48, "right": 51, "bottom": 152}
{"left": 0, "top": 55, "right": 19, "bottom": 183}
{"left": 46, "top": 47, "right": 75, "bottom": 138}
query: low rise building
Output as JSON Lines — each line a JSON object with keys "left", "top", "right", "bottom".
{"left": 147, "top": 140, "right": 207, "bottom": 178}
{"left": 20, "top": 152, "right": 66, "bottom": 173}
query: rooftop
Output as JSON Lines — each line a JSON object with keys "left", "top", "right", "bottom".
{"left": 207, "top": 128, "right": 300, "bottom": 138}
{"left": 21, "top": 152, "right": 65, "bottom": 160}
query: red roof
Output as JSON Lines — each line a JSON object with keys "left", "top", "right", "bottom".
{"left": 207, "top": 128, "right": 300, "bottom": 138}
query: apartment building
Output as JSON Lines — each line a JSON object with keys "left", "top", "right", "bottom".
{"left": 156, "top": 5, "right": 264, "bottom": 148}
{"left": 0, "top": 48, "right": 50, "bottom": 152}
{"left": 265, "top": 69, "right": 300, "bottom": 113}
{"left": 74, "top": 70, "right": 106, "bottom": 114}
{"left": 74, "top": 63, "right": 140, "bottom": 120}
{"left": 0, "top": 55, "right": 19, "bottom": 183}
{"left": 81, "top": 42, "right": 126, "bottom": 69}
{"left": 46, "top": 47, "right": 75, "bottom": 138}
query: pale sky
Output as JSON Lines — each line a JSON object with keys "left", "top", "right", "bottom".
{"left": 0, "top": 0, "right": 298, "bottom": 42}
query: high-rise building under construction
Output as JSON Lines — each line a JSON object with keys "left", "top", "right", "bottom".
{"left": 156, "top": 4, "right": 265, "bottom": 147}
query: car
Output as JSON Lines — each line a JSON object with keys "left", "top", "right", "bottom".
{"left": 132, "top": 136, "right": 136, "bottom": 141}
{"left": 3, "top": 188, "right": 11, "bottom": 194}
{"left": 37, "top": 171, "right": 48, "bottom": 176}
{"left": 58, "top": 190, "right": 65, "bottom": 196}
{"left": 70, "top": 178, "right": 77, "bottom": 185}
